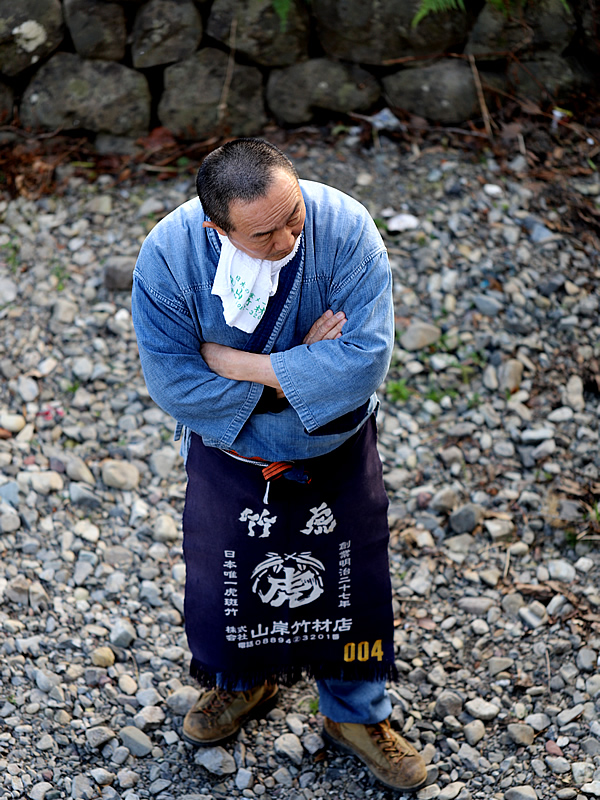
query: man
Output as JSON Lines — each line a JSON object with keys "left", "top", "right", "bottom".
{"left": 132, "top": 138, "right": 426, "bottom": 792}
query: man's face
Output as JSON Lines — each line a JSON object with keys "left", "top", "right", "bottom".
{"left": 207, "top": 169, "right": 306, "bottom": 261}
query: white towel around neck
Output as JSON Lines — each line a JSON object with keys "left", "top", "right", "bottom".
{"left": 212, "top": 232, "right": 302, "bottom": 333}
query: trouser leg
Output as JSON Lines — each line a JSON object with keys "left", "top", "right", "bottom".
{"left": 316, "top": 678, "right": 392, "bottom": 724}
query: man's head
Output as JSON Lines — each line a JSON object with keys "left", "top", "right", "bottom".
{"left": 197, "top": 138, "right": 306, "bottom": 261}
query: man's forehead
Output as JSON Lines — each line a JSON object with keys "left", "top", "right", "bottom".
{"left": 229, "top": 173, "right": 303, "bottom": 231}
{"left": 248, "top": 200, "right": 302, "bottom": 239}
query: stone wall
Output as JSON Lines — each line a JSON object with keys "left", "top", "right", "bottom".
{"left": 0, "top": 0, "right": 596, "bottom": 142}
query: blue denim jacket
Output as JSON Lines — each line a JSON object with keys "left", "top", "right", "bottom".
{"left": 131, "top": 180, "right": 394, "bottom": 462}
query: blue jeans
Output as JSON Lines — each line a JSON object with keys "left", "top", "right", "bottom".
{"left": 317, "top": 678, "right": 391, "bottom": 724}
{"left": 217, "top": 675, "right": 392, "bottom": 725}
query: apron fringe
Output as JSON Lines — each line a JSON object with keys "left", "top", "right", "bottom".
{"left": 190, "top": 657, "right": 399, "bottom": 691}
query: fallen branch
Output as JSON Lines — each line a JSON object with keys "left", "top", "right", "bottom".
{"left": 469, "top": 54, "right": 494, "bottom": 143}
{"left": 0, "top": 124, "right": 65, "bottom": 140}
{"left": 383, "top": 47, "right": 531, "bottom": 67}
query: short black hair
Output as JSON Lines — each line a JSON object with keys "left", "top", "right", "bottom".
{"left": 196, "top": 138, "right": 298, "bottom": 233}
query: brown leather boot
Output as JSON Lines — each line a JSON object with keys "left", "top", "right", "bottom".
{"left": 182, "top": 682, "right": 279, "bottom": 746}
{"left": 323, "top": 716, "right": 428, "bottom": 791}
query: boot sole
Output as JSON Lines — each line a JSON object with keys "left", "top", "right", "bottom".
{"left": 322, "top": 727, "right": 427, "bottom": 793}
{"left": 183, "top": 686, "right": 279, "bottom": 747}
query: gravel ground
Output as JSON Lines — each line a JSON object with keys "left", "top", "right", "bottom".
{"left": 1, "top": 129, "right": 600, "bottom": 800}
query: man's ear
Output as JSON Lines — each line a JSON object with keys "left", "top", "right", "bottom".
{"left": 203, "top": 221, "right": 228, "bottom": 236}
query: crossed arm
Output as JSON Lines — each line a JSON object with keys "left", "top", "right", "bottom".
{"left": 200, "top": 309, "right": 346, "bottom": 399}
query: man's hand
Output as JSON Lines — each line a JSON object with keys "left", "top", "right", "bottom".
{"left": 303, "top": 309, "right": 346, "bottom": 345}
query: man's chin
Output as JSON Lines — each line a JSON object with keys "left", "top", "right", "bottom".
{"left": 268, "top": 249, "right": 292, "bottom": 261}
{"left": 237, "top": 247, "right": 292, "bottom": 261}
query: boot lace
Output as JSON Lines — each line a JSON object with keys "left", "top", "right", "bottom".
{"left": 198, "top": 688, "right": 236, "bottom": 717}
{"left": 366, "top": 720, "right": 410, "bottom": 765}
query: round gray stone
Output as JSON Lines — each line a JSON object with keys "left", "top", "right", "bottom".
{"left": 400, "top": 321, "right": 441, "bottom": 351}
{"left": 20, "top": 53, "right": 151, "bottom": 136}
{"left": 194, "top": 745, "right": 237, "bottom": 775}
{"left": 505, "top": 788, "right": 539, "bottom": 800}
{"left": 109, "top": 619, "right": 136, "bottom": 647}
{"left": 101, "top": 459, "right": 140, "bottom": 490}
{"left": 434, "top": 691, "right": 463, "bottom": 719}
{"left": 86, "top": 726, "right": 116, "bottom": 749}
{"left": 464, "top": 698, "right": 500, "bottom": 721}
{"left": 0, "top": 0, "right": 64, "bottom": 77}
{"left": 507, "top": 723, "right": 534, "bottom": 746}
{"left": 274, "top": 733, "right": 304, "bottom": 766}
{"left": 119, "top": 726, "right": 153, "bottom": 757}
{"left": 158, "top": 48, "right": 266, "bottom": 140}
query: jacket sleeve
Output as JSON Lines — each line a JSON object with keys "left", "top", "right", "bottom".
{"left": 270, "top": 246, "right": 394, "bottom": 434}
{"left": 131, "top": 250, "right": 261, "bottom": 447}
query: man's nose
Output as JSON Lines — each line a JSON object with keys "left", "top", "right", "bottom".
{"left": 273, "top": 226, "right": 295, "bottom": 251}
